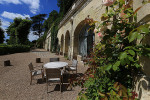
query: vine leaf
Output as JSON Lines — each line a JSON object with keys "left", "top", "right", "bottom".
{"left": 128, "top": 50, "right": 135, "bottom": 56}
{"left": 137, "top": 24, "right": 150, "bottom": 34}
{"left": 137, "top": 34, "right": 143, "bottom": 40}
{"left": 113, "top": 61, "right": 120, "bottom": 71}
{"left": 119, "top": 0, "right": 125, "bottom": 6}
{"left": 145, "top": 48, "right": 150, "bottom": 51}
{"left": 128, "top": 56, "right": 134, "bottom": 62}
{"left": 80, "top": 94, "right": 88, "bottom": 100}
{"left": 106, "top": 64, "right": 112, "bottom": 71}
{"left": 135, "top": 63, "right": 141, "bottom": 68}
{"left": 119, "top": 52, "right": 127, "bottom": 60}
{"left": 128, "top": 31, "right": 138, "bottom": 43}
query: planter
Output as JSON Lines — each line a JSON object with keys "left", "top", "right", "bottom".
{"left": 4, "top": 60, "right": 11, "bottom": 66}
{"left": 36, "top": 58, "right": 41, "bottom": 63}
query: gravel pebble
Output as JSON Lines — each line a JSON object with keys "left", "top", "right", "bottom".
{"left": 0, "top": 49, "right": 88, "bottom": 100}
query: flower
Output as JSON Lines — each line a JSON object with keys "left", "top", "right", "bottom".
{"left": 89, "top": 74, "right": 94, "bottom": 78}
{"left": 102, "top": 0, "right": 116, "bottom": 6}
{"left": 94, "top": 28, "right": 98, "bottom": 33}
{"left": 98, "top": 32, "right": 103, "bottom": 38}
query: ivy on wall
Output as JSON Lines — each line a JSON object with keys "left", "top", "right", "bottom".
{"left": 42, "top": 0, "right": 75, "bottom": 52}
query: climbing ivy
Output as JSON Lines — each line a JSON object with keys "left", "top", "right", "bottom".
{"left": 43, "top": 0, "right": 75, "bottom": 52}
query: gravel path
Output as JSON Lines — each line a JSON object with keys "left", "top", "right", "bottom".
{"left": 0, "top": 49, "right": 88, "bottom": 100}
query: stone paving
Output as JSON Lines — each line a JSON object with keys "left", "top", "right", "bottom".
{"left": 0, "top": 49, "right": 88, "bottom": 100}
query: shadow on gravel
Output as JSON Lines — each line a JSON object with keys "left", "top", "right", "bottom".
{"left": 37, "top": 73, "right": 85, "bottom": 93}
{"left": 31, "top": 51, "right": 48, "bottom": 52}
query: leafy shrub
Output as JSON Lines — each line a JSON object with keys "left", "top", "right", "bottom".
{"left": 0, "top": 44, "right": 30, "bottom": 55}
{"left": 70, "top": 0, "right": 150, "bottom": 100}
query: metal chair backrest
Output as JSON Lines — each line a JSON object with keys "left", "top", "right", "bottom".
{"left": 28, "top": 62, "right": 34, "bottom": 71}
{"left": 50, "top": 58, "right": 60, "bottom": 62}
{"left": 45, "top": 68, "right": 61, "bottom": 79}
{"left": 72, "top": 59, "right": 78, "bottom": 67}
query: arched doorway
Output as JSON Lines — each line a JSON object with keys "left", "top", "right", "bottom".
{"left": 73, "top": 21, "right": 95, "bottom": 59}
{"left": 60, "top": 34, "right": 64, "bottom": 54}
{"left": 79, "top": 24, "right": 94, "bottom": 57}
{"left": 65, "top": 31, "right": 70, "bottom": 56}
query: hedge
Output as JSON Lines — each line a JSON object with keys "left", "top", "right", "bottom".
{"left": 0, "top": 44, "right": 30, "bottom": 55}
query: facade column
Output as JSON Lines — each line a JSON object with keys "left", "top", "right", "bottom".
{"left": 48, "top": 37, "right": 51, "bottom": 51}
{"left": 70, "top": 35, "right": 74, "bottom": 60}
{"left": 70, "top": 17, "right": 74, "bottom": 60}
{"left": 63, "top": 38, "right": 65, "bottom": 56}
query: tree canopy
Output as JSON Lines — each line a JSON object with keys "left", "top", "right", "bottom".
{"left": 36, "top": 0, "right": 75, "bottom": 49}
{"left": 57, "top": 0, "right": 76, "bottom": 15}
{"left": 43, "top": 10, "right": 59, "bottom": 32}
{"left": 6, "top": 18, "right": 32, "bottom": 44}
{"left": 31, "top": 14, "right": 47, "bottom": 38}
{"left": 0, "top": 19, "right": 5, "bottom": 43}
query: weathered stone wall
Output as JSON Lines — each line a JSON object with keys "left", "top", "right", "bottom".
{"left": 46, "top": 0, "right": 150, "bottom": 99}
{"left": 57, "top": 0, "right": 105, "bottom": 60}
{"left": 133, "top": 0, "right": 150, "bottom": 99}
{"left": 44, "top": 30, "right": 51, "bottom": 51}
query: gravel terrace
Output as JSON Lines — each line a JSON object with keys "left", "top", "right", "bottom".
{"left": 0, "top": 49, "right": 88, "bottom": 100}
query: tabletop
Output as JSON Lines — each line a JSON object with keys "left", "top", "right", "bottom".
{"left": 43, "top": 61, "right": 68, "bottom": 69}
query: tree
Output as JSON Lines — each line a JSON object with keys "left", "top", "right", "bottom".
{"left": 0, "top": 19, "right": 5, "bottom": 43}
{"left": 40, "top": 0, "right": 75, "bottom": 51}
{"left": 43, "top": 10, "right": 59, "bottom": 32}
{"left": 57, "top": 0, "right": 76, "bottom": 15}
{"left": 6, "top": 18, "right": 32, "bottom": 44}
{"left": 31, "top": 14, "right": 47, "bottom": 38}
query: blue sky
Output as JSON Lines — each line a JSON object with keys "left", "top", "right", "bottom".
{"left": 0, "top": 0, "right": 59, "bottom": 41}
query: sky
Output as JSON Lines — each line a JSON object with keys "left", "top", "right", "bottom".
{"left": 0, "top": 0, "right": 59, "bottom": 41}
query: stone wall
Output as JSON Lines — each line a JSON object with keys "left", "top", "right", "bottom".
{"left": 44, "top": 29, "right": 51, "bottom": 51}
{"left": 46, "top": 0, "right": 150, "bottom": 99}
{"left": 57, "top": 0, "right": 105, "bottom": 60}
{"left": 133, "top": 0, "right": 150, "bottom": 99}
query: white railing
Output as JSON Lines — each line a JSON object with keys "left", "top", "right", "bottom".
{"left": 59, "top": 0, "right": 87, "bottom": 29}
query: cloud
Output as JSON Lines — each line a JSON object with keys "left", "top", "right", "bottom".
{"left": 0, "top": 17, "right": 10, "bottom": 30}
{"left": 0, "top": 0, "right": 21, "bottom": 4}
{"left": 1, "top": 19, "right": 10, "bottom": 29}
{"left": 28, "top": 31, "right": 39, "bottom": 41}
{"left": 1, "top": 11, "right": 30, "bottom": 20}
{"left": 0, "top": 18, "right": 10, "bottom": 42}
{"left": 21, "top": 0, "right": 40, "bottom": 14}
{"left": 0, "top": 0, "right": 40, "bottom": 14}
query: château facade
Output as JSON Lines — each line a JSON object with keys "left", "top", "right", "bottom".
{"left": 45, "top": 0, "right": 150, "bottom": 99}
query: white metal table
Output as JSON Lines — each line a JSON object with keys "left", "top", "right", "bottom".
{"left": 43, "top": 62, "right": 68, "bottom": 76}
{"left": 43, "top": 62, "right": 68, "bottom": 69}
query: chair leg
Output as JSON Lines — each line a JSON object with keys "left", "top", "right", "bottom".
{"left": 30, "top": 78, "right": 32, "bottom": 85}
{"left": 47, "top": 83, "right": 48, "bottom": 93}
{"left": 42, "top": 72, "right": 44, "bottom": 81}
{"left": 61, "top": 76, "right": 63, "bottom": 92}
{"left": 30, "top": 74, "right": 32, "bottom": 85}
{"left": 60, "top": 83, "right": 62, "bottom": 92}
{"left": 41, "top": 69, "right": 44, "bottom": 81}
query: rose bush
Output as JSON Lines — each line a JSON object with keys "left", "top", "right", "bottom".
{"left": 71, "top": 0, "right": 150, "bottom": 100}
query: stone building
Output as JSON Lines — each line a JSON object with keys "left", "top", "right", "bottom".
{"left": 57, "top": 0, "right": 105, "bottom": 61}
{"left": 133, "top": 1, "right": 150, "bottom": 100}
{"left": 44, "top": 0, "right": 150, "bottom": 99}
